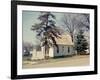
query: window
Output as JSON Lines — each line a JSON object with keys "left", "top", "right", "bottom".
{"left": 68, "top": 47, "right": 70, "bottom": 53}
{"left": 62, "top": 46, "right": 64, "bottom": 53}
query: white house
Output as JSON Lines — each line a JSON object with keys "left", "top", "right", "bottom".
{"left": 31, "top": 34, "right": 74, "bottom": 60}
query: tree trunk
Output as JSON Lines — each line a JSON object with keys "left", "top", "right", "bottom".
{"left": 44, "top": 45, "right": 49, "bottom": 59}
{"left": 44, "top": 46, "right": 46, "bottom": 59}
{"left": 71, "top": 34, "right": 73, "bottom": 42}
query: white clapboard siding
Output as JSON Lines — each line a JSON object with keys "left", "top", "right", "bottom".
{"left": 31, "top": 48, "right": 44, "bottom": 60}
{"left": 53, "top": 45, "right": 74, "bottom": 57}
{"left": 49, "top": 47, "right": 54, "bottom": 57}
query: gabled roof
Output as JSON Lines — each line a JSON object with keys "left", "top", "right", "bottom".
{"left": 55, "top": 33, "right": 74, "bottom": 45}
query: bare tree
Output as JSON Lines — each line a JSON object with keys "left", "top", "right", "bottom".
{"left": 62, "top": 14, "right": 77, "bottom": 42}
{"left": 82, "top": 14, "right": 90, "bottom": 30}
{"left": 23, "top": 42, "right": 33, "bottom": 56}
{"left": 62, "top": 13, "right": 90, "bottom": 42}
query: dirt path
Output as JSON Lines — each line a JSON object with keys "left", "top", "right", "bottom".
{"left": 22, "top": 55, "right": 90, "bottom": 69}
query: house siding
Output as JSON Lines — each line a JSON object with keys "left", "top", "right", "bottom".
{"left": 49, "top": 47, "right": 54, "bottom": 57}
{"left": 31, "top": 47, "right": 44, "bottom": 60}
{"left": 53, "top": 45, "right": 74, "bottom": 57}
